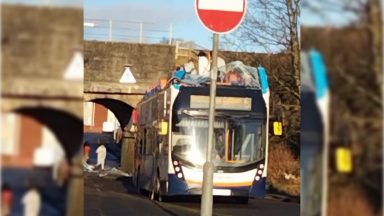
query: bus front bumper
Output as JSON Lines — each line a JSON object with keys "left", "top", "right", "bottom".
{"left": 168, "top": 174, "right": 266, "bottom": 198}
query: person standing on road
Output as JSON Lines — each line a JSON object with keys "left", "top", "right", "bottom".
{"left": 113, "top": 128, "right": 123, "bottom": 144}
{"left": 2, "top": 184, "right": 13, "bottom": 216}
{"left": 84, "top": 141, "right": 91, "bottom": 163}
{"left": 56, "top": 159, "right": 71, "bottom": 186}
{"left": 21, "top": 181, "right": 41, "bottom": 216}
{"left": 96, "top": 144, "right": 107, "bottom": 170}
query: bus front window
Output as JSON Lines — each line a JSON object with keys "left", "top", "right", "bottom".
{"left": 173, "top": 117, "right": 265, "bottom": 168}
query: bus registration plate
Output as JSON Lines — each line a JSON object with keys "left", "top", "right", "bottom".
{"left": 213, "top": 189, "right": 231, "bottom": 196}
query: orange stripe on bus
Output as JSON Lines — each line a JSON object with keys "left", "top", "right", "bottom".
{"left": 186, "top": 179, "right": 253, "bottom": 187}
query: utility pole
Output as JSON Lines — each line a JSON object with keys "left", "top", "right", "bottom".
{"left": 168, "top": 24, "right": 173, "bottom": 45}
{"left": 321, "top": 107, "right": 330, "bottom": 216}
{"left": 139, "top": 22, "right": 143, "bottom": 44}
{"left": 200, "top": 33, "right": 219, "bottom": 216}
{"left": 109, "top": 19, "right": 112, "bottom": 42}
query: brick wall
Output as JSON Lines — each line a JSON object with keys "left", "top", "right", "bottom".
{"left": 83, "top": 103, "right": 108, "bottom": 133}
{"left": 2, "top": 4, "right": 82, "bottom": 79}
{"left": 84, "top": 41, "right": 175, "bottom": 83}
{"left": 1, "top": 115, "right": 42, "bottom": 167}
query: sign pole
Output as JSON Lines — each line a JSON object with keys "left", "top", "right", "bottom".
{"left": 201, "top": 33, "right": 219, "bottom": 216}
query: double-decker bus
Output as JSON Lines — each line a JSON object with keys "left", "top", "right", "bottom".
{"left": 133, "top": 68, "right": 270, "bottom": 202}
{"left": 301, "top": 50, "right": 330, "bottom": 216}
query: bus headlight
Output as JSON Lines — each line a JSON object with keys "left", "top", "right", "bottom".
{"left": 172, "top": 160, "right": 184, "bottom": 179}
{"left": 254, "top": 164, "right": 264, "bottom": 181}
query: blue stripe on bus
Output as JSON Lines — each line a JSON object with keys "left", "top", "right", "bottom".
{"left": 168, "top": 174, "right": 189, "bottom": 195}
{"left": 309, "top": 50, "right": 329, "bottom": 99}
{"left": 172, "top": 83, "right": 181, "bottom": 90}
{"left": 249, "top": 177, "right": 267, "bottom": 198}
{"left": 257, "top": 67, "right": 269, "bottom": 94}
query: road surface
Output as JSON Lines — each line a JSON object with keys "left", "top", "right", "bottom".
{"left": 84, "top": 172, "right": 299, "bottom": 216}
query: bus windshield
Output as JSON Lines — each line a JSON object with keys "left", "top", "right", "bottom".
{"left": 172, "top": 117, "right": 265, "bottom": 168}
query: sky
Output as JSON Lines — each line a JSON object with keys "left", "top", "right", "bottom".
{"left": 83, "top": 0, "right": 355, "bottom": 52}
{"left": 3, "top": 0, "right": 357, "bottom": 52}
{"left": 83, "top": 0, "right": 214, "bottom": 49}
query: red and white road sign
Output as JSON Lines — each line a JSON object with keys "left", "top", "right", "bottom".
{"left": 195, "top": 0, "right": 247, "bottom": 34}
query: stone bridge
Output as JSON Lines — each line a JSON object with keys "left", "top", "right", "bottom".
{"left": 1, "top": 4, "right": 83, "bottom": 215}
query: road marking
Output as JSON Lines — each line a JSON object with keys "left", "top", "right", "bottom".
{"left": 154, "top": 201, "right": 232, "bottom": 216}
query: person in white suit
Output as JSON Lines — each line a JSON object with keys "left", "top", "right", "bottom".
{"left": 198, "top": 51, "right": 210, "bottom": 77}
{"left": 22, "top": 182, "right": 41, "bottom": 216}
{"left": 198, "top": 51, "right": 226, "bottom": 79}
{"left": 96, "top": 144, "right": 107, "bottom": 170}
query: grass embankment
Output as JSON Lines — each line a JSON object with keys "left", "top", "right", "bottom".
{"left": 268, "top": 144, "right": 300, "bottom": 196}
{"left": 328, "top": 185, "right": 376, "bottom": 216}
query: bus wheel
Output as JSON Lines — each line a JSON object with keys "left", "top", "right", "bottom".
{"left": 150, "top": 176, "right": 162, "bottom": 201}
{"left": 237, "top": 197, "right": 249, "bottom": 204}
{"left": 136, "top": 168, "right": 141, "bottom": 194}
{"left": 155, "top": 176, "right": 162, "bottom": 202}
{"left": 150, "top": 189, "right": 155, "bottom": 200}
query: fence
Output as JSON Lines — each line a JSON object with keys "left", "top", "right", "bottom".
{"left": 84, "top": 18, "right": 174, "bottom": 44}
{"left": 3, "top": 0, "right": 82, "bottom": 7}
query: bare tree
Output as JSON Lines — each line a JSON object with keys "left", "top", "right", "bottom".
{"left": 302, "top": 0, "right": 383, "bottom": 209}
{"left": 302, "top": 0, "right": 382, "bottom": 86}
{"left": 286, "top": 0, "right": 301, "bottom": 93}
{"left": 224, "top": 0, "right": 301, "bottom": 92}
{"left": 302, "top": 0, "right": 367, "bottom": 23}
{"left": 366, "top": 0, "right": 382, "bottom": 87}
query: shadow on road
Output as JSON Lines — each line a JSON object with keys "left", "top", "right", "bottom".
{"left": 115, "top": 176, "right": 139, "bottom": 194}
{"left": 85, "top": 173, "right": 300, "bottom": 216}
{"left": 115, "top": 176, "right": 255, "bottom": 204}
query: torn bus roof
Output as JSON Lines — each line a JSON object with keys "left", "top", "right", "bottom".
{"left": 142, "top": 61, "right": 269, "bottom": 101}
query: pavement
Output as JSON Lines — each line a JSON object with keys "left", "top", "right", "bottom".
{"left": 85, "top": 172, "right": 300, "bottom": 216}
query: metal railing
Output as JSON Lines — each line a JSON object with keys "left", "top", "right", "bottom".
{"left": 2, "top": 0, "right": 82, "bottom": 7}
{"left": 84, "top": 18, "right": 174, "bottom": 44}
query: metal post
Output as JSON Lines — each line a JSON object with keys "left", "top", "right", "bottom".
{"left": 67, "top": 154, "right": 83, "bottom": 216}
{"left": 380, "top": 1, "right": 384, "bottom": 214}
{"left": 321, "top": 112, "right": 330, "bottom": 216}
{"left": 139, "top": 22, "right": 143, "bottom": 44}
{"left": 109, "top": 19, "right": 112, "bottom": 42}
{"left": 168, "top": 24, "right": 173, "bottom": 45}
{"left": 201, "top": 33, "right": 219, "bottom": 216}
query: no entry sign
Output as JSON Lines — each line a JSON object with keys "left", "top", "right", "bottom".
{"left": 195, "top": 0, "right": 247, "bottom": 34}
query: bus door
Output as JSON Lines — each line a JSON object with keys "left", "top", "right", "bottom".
{"left": 301, "top": 50, "right": 330, "bottom": 216}
{"left": 140, "top": 128, "right": 157, "bottom": 190}
{"left": 301, "top": 91, "right": 323, "bottom": 216}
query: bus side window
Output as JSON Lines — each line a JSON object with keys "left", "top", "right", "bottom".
{"left": 157, "top": 93, "right": 164, "bottom": 119}
{"left": 139, "top": 139, "right": 143, "bottom": 154}
{"left": 142, "top": 129, "right": 147, "bottom": 154}
{"left": 145, "top": 129, "right": 152, "bottom": 155}
{"left": 255, "top": 125, "right": 263, "bottom": 160}
{"left": 148, "top": 100, "right": 153, "bottom": 122}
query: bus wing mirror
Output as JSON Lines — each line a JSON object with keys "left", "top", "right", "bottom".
{"left": 336, "top": 147, "right": 353, "bottom": 173}
{"left": 158, "top": 121, "right": 168, "bottom": 135}
{"left": 273, "top": 121, "right": 283, "bottom": 136}
{"left": 129, "top": 125, "right": 137, "bottom": 133}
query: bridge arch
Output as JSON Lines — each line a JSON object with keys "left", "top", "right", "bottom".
{"left": 10, "top": 106, "right": 83, "bottom": 160}
{"left": 89, "top": 98, "right": 134, "bottom": 130}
